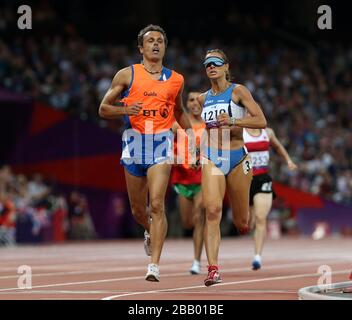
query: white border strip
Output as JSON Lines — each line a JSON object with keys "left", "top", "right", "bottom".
{"left": 298, "top": 281, "right": 352, "bottom": 300}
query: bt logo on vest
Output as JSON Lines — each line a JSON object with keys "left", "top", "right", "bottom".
{"left": 143, "top": 110, "right": 158, "bottom": 117}
{"left": 142, "top": 107, "right": 169, "bottom": 118}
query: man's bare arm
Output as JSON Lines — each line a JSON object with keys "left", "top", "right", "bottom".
{"left": 173, "top": 81, "right": 192, "bottom": 130}
{"left": 98, "top": 67, "right": 142, "bottom": 119}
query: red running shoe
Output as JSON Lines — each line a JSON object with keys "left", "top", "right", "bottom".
{"left": 204, "top": 265, "right": 222, "bottom": 287}
{"left": 239, "top": 225, "right": 250, "bottom": 235}
{"left": 349, "top": 271, "right": 352, "bottom": 280}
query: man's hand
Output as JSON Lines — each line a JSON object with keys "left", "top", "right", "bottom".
{"left": 123, "top": 102, "right": 143, "bottom": 115}
{"left": 190, "top": 159, "right": 201, "bottom": 170}
{"left": 189, "top": 146, "right": 201, "bottom": 170}
{"left": 187, "top": 134, "right": 201, "bottom": 170}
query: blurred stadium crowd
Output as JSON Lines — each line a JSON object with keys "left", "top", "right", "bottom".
{"left": 0, "top": 1, "right": 351, "bottom": 243}
{"left": 0, "top": 165, "right": 95, "bottom": 245}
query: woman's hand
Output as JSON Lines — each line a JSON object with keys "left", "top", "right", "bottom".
{"left": 217, "top": 113, "right": 233, "bottom": 127}
{"left": 287, "top": 160, "right": 298, "bottom": 171}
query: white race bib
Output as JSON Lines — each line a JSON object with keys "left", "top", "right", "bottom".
{"left": 201, "top": 103, "right": 228, "bottom": 128}
{"left": 249, "top": 151, "right": 269, "bottom": 168}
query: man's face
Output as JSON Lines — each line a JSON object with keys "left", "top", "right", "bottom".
{"left": 139, "top": 31, "right": 166, "bottom": 62}
{"left": 187, "top": 92, "right": 202, "bottom": 116}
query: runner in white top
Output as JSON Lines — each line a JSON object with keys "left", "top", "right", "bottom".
{"left": 243, "top": 127, "right": 297, "bottom": 270}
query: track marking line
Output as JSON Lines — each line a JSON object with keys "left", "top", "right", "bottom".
{"left": 0, "top": 258, "right": 344, "bottom": 281}
{"left": 0, "top": 263, "right": 201, "bottom": 280}
{"left": 101, "top": 269, "right": 350, "bottom": 300}
{"left": 0, "top": 261, "right": 346, "bottom": 295}
{"left": 0, "top": 289, "right": 297, "bottom": 295}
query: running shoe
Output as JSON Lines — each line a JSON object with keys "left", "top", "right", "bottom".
{"left": 349, "top": 271, "right": 352, "bottom": 280}
{"left": 190, "top": 260, "right": 201, "bottom": 275}
{"left": 252, "top": 259, "right": 262, "bottom": 270}
{"left": 145, "top": 263, "right": 160, "bottom": 282}
{"left": 239, "top": 226, "right": 250, "bottom": 235}
{"left": 144, "top": 230, "right": 151, "bottom": 256}
{"left": 204, "top": 265, "right": 222, "bottom": 287}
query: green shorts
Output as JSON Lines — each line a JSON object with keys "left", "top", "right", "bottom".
{"left": 173, "top": 184, "right": 201, "bottom": 199}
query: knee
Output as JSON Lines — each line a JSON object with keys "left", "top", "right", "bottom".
{"left": 192, "top": 213, "right": 201, "bottom": 225}
{"left": 130, "top": 203, "right": 146, "bottom": 220}
{"left": 193, "top": 208, "right": 204, "bottom": 225}
{"left": 205, "top": 204, "right": 222, "bottom": 223}
{"left": 255, "top": 215, "right": 266, "bottom": 227}
{"left": 149, "top": 198, "right": 164, "bottom": 215}
{"left": 181, "top": 216, "right": 193, "bottom": 229}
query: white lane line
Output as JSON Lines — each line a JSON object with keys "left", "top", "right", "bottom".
{"left": 0, "top": 289, "right": 297, "bottom": 295}
{"left": 0, "top": 258, "right": 348, "bottom": 281}
{"left": 0, "top": 261, "right": 192, "bottom": 273}
{"left": 0, "top": 259, "right": 328, "bottom": 290}
{"left": 0, "top": 260, "right": 342, "bottom": 294}
{"left": 0, "top": 290, "right": 298, "bottom": 297}
{"left": 101, "top": 269, "right": 351, "bottom": 300}
{"left": 39, "top": 298, "right": 98, "bottom": 300}
{"left": 0, "top": 263, "right": 196, "bottom": 280}
{"left": 0, "top": 290, "right": 128, "bottom": 294}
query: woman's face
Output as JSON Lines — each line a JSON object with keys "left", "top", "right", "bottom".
{"left": 204, "top": 53, "right": 229, "bottom": 81}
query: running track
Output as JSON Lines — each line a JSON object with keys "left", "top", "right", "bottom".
{"left": 0, "top": 237, "right": 351, "bottom": 300}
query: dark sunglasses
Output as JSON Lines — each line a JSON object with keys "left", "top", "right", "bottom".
{"left": 203, "top": 56, "right": 226, "bottom": 68}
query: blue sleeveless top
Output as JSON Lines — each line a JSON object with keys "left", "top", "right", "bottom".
{"left": 201, "top": 83, "right": 245, "bottom": 129}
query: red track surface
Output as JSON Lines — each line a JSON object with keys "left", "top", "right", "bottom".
{"left": 0, "top": 237, "right": 351, "bottom": 300}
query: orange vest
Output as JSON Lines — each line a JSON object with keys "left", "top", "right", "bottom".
{"left": 121, "top": 64, "right": 184, "bottom": 134}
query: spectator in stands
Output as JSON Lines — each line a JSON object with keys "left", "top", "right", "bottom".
{"left": 0, "top": 165, "right": 72, "bottom": 244}
{"left": 27, "top": 174, "right": 50, "bottom": 207}
{"left": 67, "top": 191, "right": 96, "bottom": 240}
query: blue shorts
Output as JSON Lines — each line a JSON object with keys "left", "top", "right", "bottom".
{"left": 121, "top": 157, "right": 170, "bottom": 177}
{"left": 204, "top": 146, "right": 248, "bottom": 176}
{"left": 121, "top": 130, "right": 173, "bottom": 177}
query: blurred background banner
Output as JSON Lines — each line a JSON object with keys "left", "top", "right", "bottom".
{"left": 0, "top": 0, "right": 351, "bottom": 244}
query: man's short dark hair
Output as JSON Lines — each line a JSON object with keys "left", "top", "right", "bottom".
{"left": 137, "top": 24, "right": 168, "bottom": 48}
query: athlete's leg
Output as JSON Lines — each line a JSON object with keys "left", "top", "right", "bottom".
{"left": 192, "top": 190, "right": 204, "bottom": 262}
{"left": 202, "top": 160, "right": 226, "bottom": 266}
{"left": 252, "top": 193, "right": 273, "bottom": 256}
{"left": 179, "top": 194, "right": 194, "bottom": 230}
{"left": 147, "top": 162, "right": 172, "bottom": 265}
{"left": 248, "top": 184, "right": 256, "bottom": 229}
{"left": 226, "top": 155, "right": 253, "bottom": 234}
{"left": 124, "top": 169, "right": 149, "bottom": 231}
{"left": 249, "top": 206, "right": 256, "bottom": 230}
